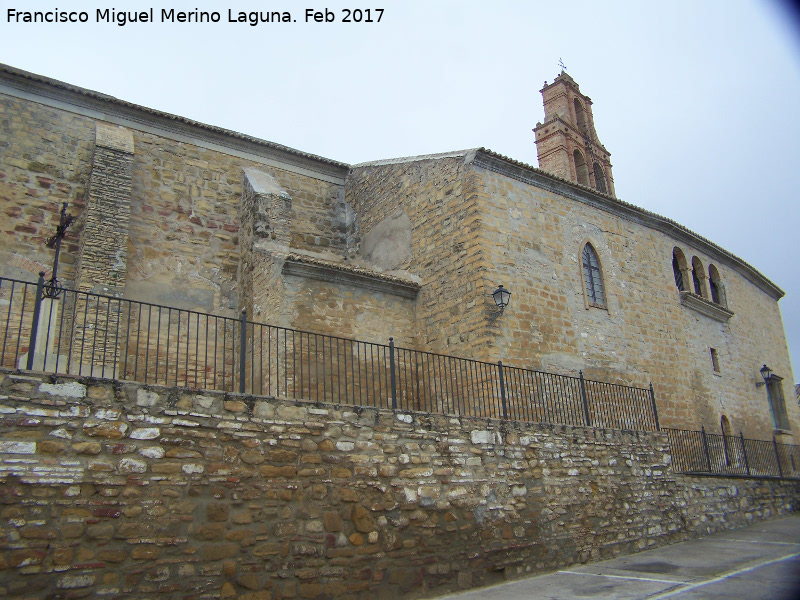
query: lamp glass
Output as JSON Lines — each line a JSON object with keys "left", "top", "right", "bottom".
{"left": 492, "top": 285, "right": 511, "bottom": 310}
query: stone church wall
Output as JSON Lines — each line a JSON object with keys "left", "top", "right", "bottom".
{"left": 347, "top": 154, "right": 495, "bottom": 357}
{"left": 469, "top": 161, "right": 797, "bottom": 440}
{"left": 0, "top": 368, "right": 798, "bottom": 600}
{"left": 126, "top": 129, "right": 347, "bottom": 318}
{"left": 1, "top": 68, "right": 795, "bottom": 448}
{"left": 0, "top": 94, "right": 94, "bottom": 286}
{"left": 0, "top": 89, "right": 350, "bottom": 320}
{"left": 278, "top": 272, "right": 417, "bottom": 346}
{"left": 346, "top": 151, "right": 796, "bottom": 440}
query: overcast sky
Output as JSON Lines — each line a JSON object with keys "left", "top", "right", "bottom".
{"left": 2, "top": 1, "right": 799, "bottom": 382}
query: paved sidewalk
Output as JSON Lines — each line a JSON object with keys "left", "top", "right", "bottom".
{"left": 434, "top": 515, "right": 800, "bottom": 599}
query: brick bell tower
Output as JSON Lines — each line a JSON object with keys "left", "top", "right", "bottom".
{"left": 534, "top": 71, "right": 615, "bottom": 197}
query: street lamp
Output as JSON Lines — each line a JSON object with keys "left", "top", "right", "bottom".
{"left": 756, "top": 364, "right": 772, "bottom": 388}
{"left": 491, "top": 285, "right": 511, "bottom": 314}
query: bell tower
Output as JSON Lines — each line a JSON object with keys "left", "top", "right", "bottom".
{"left": 534, "top": 71, "right": 615, "bottom": 197}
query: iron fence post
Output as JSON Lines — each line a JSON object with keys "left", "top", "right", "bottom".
{"left": 389, "top": 338, "right": 397, "bottom": 410}
{"left": 26, "top": 272, "right": 46, "bottom": 371}
{"left": 740, "top": 432, "right": 750, "bottom": 476}
{"left": 773, "top": 435, "right": 783, "bottom": 478}
{"left": 498, "top": 360, "right": 507, "bottom": 420}
{"left": 579, "top": 370, "right": 591, "bottom": 426}
{"left": 239, "top": 308, "right": 246, "bottom": 394}
{"left": 701, "top": 425, "right": 712, "bottom": 473}
{"left": 649, "top": 382, "right": 660, "bottom": 431}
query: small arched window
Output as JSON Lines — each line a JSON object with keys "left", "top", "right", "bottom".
{"left": 582, "top": 243, "right": 606, "bottom": 308}
{"left": 593, "top": 162, "right": 607, "bottom": 194}
{"left": 573, "top": 149, "right": 589, "bottom": 186}
{"left": 721, "top": 415, "right": 732, "bottom": 466}
{"left": 708, "top": 264, "right": 722, "bottom": 305}
{"left": 672, "top": 248, "right": 687, "bottom": 291}
{"left": 691, "top": 256, "right": 705, "bottom": 298}
{"left": 574, "top": 98, "right": 587, "bottom": 133}
{"left": 721, "top": 415, "right": 732, "bottom": 437}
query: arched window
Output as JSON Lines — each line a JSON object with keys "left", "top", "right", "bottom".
{"left": 691, "top": 256, "right": 705, "bottom": 298}
{"left": 574, "top": 98, "right": 587, "bottom": 133}
{"left": 672, "top": 248, "right": 687, "bottom": 291}
{"left": 721, "top": 415, "right": 732, "bottom": 437}
{"left": 708, "top": 264, "right": 722, "bottom": 305}
{"left": 582, "top": 243, "right": 606, "bottom": 307}
{"left": 593, "top": 162, "right": 607, "bottom": 194}
{"left": 573, "top": 149, "right": 589, "bottom": 186}
{"left": 721, "top": 415, "right": 732, "bottom": 466}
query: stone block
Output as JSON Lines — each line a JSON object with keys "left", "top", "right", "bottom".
{"left": 38, "top": 440, "right": 67, "bottom": 454}
{"left": 0, "top": 441, "right": 36, "bottom": 454}
{"left": 86, "top": 523, "right": 114, "bottom": 540}
{"left": 202, "top": 543, "right": 239, "bottom": 561}
{"left": 131, "top": 545, "right": 160, "bottom": 560}
{"left": 239, "top": 573, "right": 263, "bottom": 590}
{"left": 207, "top": 503, "right": 229, "bottom": 522}
{"left": 118, "top": 457, "right": 148, "bottom": 473}
{"left": 136, "top": 389, "right": 160, "bottom": 407}
{"left": 130, "top": 427, "right": 160, "bottom": 440}
{"left": 40, "top": 382, "right": 86, "bottom": 398}
{"left": 195, "top": 523, "right": 225, "bottom": 541}
{"left": 72, "top": 441, "right": 102, "bottom": 455}
{"left": 224, "top": 400, "right": 247, "bottom": 412}
{"left": 56, "top": 574, "right": 96, "bottom": 589}
{"left": 276, "top": 405, "right": 308, "bottom": 421}
{"left": 351, "top": 504, "right": 375, "bottom": 533}
{"left": 83, "top": 421, "right": 128, "bottom": 439}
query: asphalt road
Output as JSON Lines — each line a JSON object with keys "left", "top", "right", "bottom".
{"left": 434, "top": 515, "right": 800, "bottom": 600}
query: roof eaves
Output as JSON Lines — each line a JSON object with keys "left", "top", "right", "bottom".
{"left": 0, "top": 63, "right": 351, "bottom": 172}
{"left": 472, "top": 148, "right": 784, "bottom": 301}
{"left": 352, "top": 149, "right": 477, "bottom": 168}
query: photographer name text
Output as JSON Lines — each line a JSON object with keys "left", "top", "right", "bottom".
{"left": 6, "top": 8, "right": 384, "bottom": 27}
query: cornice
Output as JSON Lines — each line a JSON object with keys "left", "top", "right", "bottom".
{"left": 541, "top": 72, "right": 581, "bottom": 94}
{"left": 469, "top": 149, "right": 784, "bottom": 301}
{"left": 534, "top": 116, "right": 609, "bottom": 157}
{"left": 282, "top": 254, "right": 420, "bottom": 299}
{"left": 679, "top": 292, "right": 734, "bottom": 322}
{"left": 0, "top": 63, "right": 349, "bottom": 184}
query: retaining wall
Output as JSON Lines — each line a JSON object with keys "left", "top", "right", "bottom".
{"left": 0, "top": 367, "right": 798, "bottom": 599}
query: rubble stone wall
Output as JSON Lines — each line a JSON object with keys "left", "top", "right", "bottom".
{"left": 1, "top": 368, "right": 797, "bottom": 600}
{"left": 0, "top": 95, "right": 94, "bottom": 286}
{"left": 0, "top": 90, "right": 350, "bottom": 319}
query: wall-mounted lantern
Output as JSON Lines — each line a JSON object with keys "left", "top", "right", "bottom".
{"left": 491, "top": 284, "right": 511, "bottom": 314}
{"left": 756, "top": 364, "right": 772, "bottom": 387}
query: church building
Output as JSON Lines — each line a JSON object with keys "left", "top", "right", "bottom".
{"left": 0, "top": 63, "right": 795, "bottom": 441}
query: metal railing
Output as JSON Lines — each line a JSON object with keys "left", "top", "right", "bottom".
{"left": 0, "top": 274, "right": 660, "bottom": 430}
{"left": 664, "top": 427, "right": 800, "bottom": 480}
